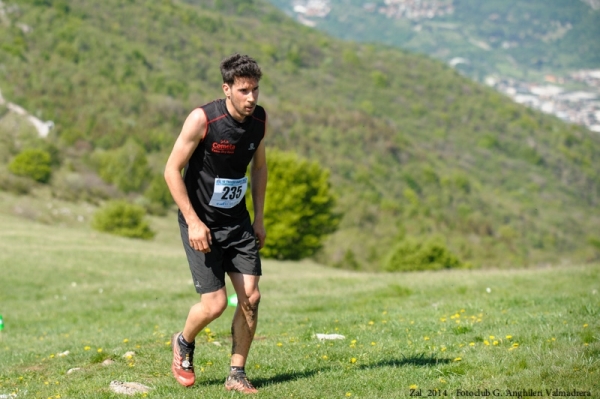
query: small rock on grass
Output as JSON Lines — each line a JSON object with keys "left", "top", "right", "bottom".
{"left": 314, "top": 333, "right": 345, "bottom": 341}
{"left": 101, "top": 359, "right": 115, "bottom": 366}
{"left": 109, "top": 381, "right": 152, "bottom": 395}
{"left": 66, "top": 367, "right": 82, "bottom": 374}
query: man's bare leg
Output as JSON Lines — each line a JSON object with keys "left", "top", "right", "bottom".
{"left": 228, "top": 273, "right": 261, "bottom": 366}
{"left": 224, "top": 272, "right": 260, "bottom": 394}
{"left": 182, "top": 288, "right": 228, "bottom": 342}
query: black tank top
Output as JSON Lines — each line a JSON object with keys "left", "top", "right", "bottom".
{"left": 183, "top": 99, "right": 266, "bottom": 227}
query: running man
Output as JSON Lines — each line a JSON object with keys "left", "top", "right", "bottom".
{"left": 164, "top": 53, "right": 267, "bottom": 394}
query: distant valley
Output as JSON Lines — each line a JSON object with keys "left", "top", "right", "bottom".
{"left": 268, "top": 0, "right": 600, "bottom": 132}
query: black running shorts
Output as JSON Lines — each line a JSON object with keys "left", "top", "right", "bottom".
{"left": 178, "top": 211, "right": 262, "bottom": 294}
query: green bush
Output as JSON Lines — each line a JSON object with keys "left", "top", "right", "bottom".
{"left": 250, "top": 150, "right": 340, "bottom": 260}
{"left": 95, "top": 139, "right": 150, "bottom": 193}
{"left": 8, "top": 149, "right": 52, "bottom": 183}
{"left": 92, "top": 200, "right": 155, "bottom": 239}
{"left": 384, "top": 237, "right": 465, "bottom": 272}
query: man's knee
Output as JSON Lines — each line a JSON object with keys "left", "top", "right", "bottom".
{"left": 247, "top": 290, "right": 261, "bottom": 309}
{"left": 241, "top": 290, "right": 260, "bottom": 323}
{"left": 210, "top": 303, "right": 228, "bottom": 320}
{"left": 201, "top": 294, "right": 228, "bottom": 320}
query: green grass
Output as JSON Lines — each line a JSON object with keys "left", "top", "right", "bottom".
{"left": 0, "top": 204, "right": 599, "bottom": 398}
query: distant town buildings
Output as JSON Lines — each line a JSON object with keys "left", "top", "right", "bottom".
{"left": 290, "top": 0, "right": 454, "bottom": 26}
{"left": 292, "top": 0, "right": 331, "bottom": 26}
{"left": 485, "top": 70, "right": 600, "bottom": 133}
{"left": 372, "top": 0, "right": 454, "bottom": 20}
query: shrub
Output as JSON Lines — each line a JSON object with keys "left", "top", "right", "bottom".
{"left": 384, "top": 237, "right": 465, "bottom": 272}
{"left": 0, "top": 167, "right": 32, "bottom": 194}
{"left": 249, "top": 150, "right": 340, "bottom": 260}
{"left": 92, "top": 200, "right": 155, "bottom": 239}
{"left": 8, "top": 149, "right": 52, "bottom": 183}
{"left": 95, "top": 139, "right": 150, "bottom": 193}
{"left": 51, "top": 171, "right": 118, "bottom": 204}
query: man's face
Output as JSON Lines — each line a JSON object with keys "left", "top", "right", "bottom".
{"left": 223, "top": 77, "right": 260, "bottom": 122}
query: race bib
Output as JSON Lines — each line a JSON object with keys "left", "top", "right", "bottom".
{"left": 209, "top": 177, "right": 248, "bottom": 208}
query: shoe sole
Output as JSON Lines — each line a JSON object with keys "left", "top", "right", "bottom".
{"left": 225, "top": 386, "right": 258, "bottom": 394}
{"left": 224, "top": 378, "right": 258, "bottom": 394}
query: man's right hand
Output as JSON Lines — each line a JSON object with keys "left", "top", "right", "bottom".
{"left": 188, "top": 220, "right": 212, "bottom": 253}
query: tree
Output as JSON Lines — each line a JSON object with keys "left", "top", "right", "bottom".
{"left": 143, "top": 173, "right": 174, "bottom": 215}
{"left": 250, "top": 150, "right": 340, "bottom": 260}
{"left": 8, "top": 149, "right": 52, "bottom": 183}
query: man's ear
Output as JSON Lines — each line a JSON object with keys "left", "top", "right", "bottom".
{"left": 222, "top": 83, "right": 231, "bottom": 98}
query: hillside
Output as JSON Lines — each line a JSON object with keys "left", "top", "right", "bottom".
{"left": 269, "top": 0, "right": 600, "bottom": 81}
{"left": 1, "top": 0, "right": 600, "bottom": 270}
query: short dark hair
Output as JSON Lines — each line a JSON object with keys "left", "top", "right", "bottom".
{"left": 220, "top": 54, "right": 262, "bottom": 86}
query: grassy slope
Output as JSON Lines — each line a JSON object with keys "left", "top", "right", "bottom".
{"left": 0, "top": 0, "right": 600, "bottom": 270}
{"left": 0, "top": 199, "right": 598, "bottom": 398}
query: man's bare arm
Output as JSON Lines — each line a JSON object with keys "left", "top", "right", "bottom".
{"left": 250, "top": 138, "right": 268, "bottom": 249}
{"left": 164, "top": 108, "right": 212, "bottom": 253}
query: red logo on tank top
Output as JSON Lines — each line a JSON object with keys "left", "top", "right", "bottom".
{"left": 212, "top": 140, "right": 236, "bottom": 154}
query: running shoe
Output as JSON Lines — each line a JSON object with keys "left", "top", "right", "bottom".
{"left": 171, "top": 332, "right": 195, "bottom": 387}
{"left": 224, "top": 371, "right": 258, "bottom": 394}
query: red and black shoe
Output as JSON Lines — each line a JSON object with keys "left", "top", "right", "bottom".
{"left": 224, "top": 371, "right": 258, "bottom": 394}
{"left": 171, "top": 332, "right": 195, "bottom": 387}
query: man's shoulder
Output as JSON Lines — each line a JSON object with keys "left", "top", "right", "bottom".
{"left": 252, "top": 105, "right": 266, "bottom": 123}
{"left": 199, "top": 99, "right": 226, "bottom": 121}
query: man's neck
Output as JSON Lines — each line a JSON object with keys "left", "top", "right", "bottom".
{"left": 225, "top": 99, "right": 247, "bottom": 123}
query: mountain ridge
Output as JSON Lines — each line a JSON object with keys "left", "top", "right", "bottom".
{"left": 269, "top": 0, "right": 600, "bottom": 81}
